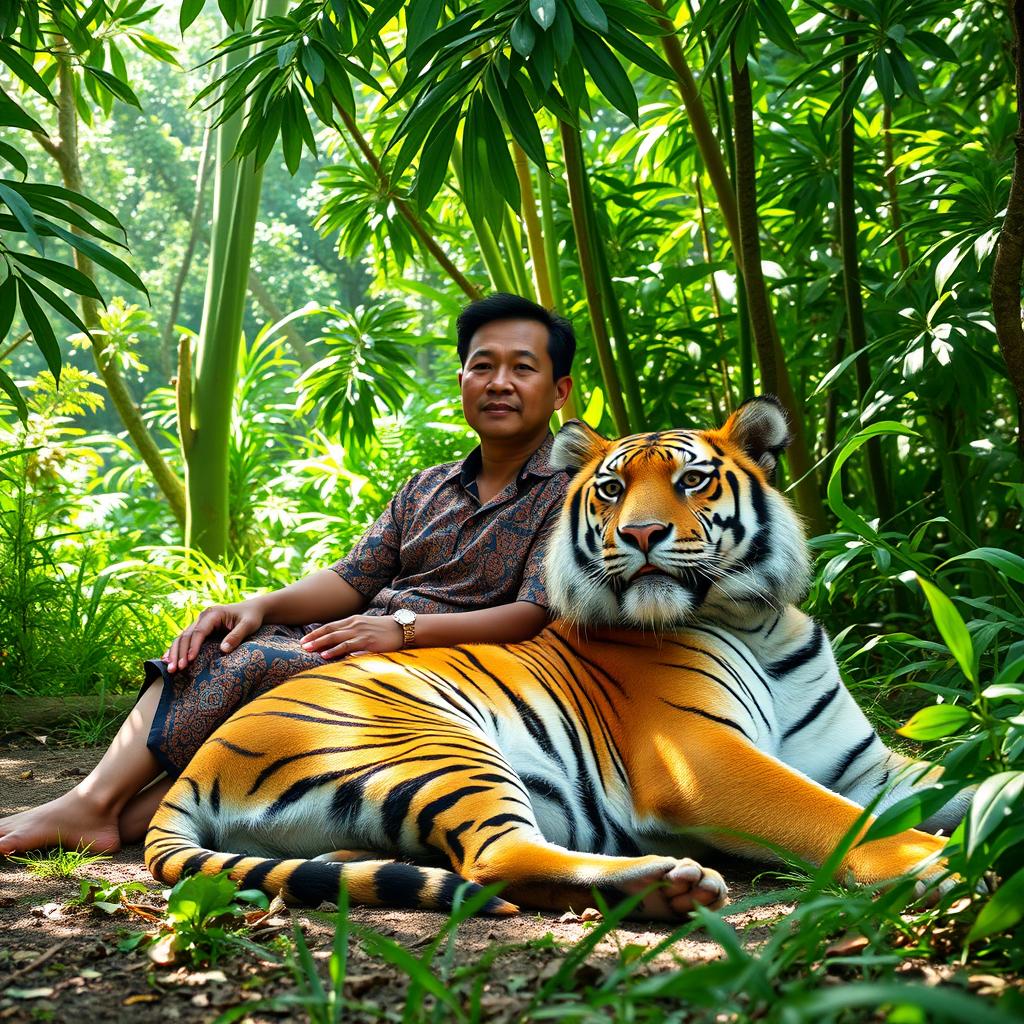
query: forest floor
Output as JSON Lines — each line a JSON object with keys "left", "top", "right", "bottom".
{"left": 0, "top": 739, "right": 826, "bottom": 1022}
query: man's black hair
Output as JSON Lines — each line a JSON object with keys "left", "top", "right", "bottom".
{"left": 456, "top": 293, "right": 576, "bottom": 380}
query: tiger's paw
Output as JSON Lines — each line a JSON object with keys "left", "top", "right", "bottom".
{"left": 626, "top": 857, "right": 729, "bottom": 919}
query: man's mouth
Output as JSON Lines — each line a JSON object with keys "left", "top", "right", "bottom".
{"left": 482, "top": 403, "right": 518, "bottom": 413}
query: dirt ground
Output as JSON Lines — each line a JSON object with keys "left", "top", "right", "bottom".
{"left": 0, "top": 740, "right": 796, "bottom": 1023}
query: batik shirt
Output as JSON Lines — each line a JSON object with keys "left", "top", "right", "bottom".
{"left": 330, "top": 433, "right": 567, "bottom": 614}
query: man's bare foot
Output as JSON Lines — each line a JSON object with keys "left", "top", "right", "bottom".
{"left": 0, "top": 788, "right": 122, "bottom": 856}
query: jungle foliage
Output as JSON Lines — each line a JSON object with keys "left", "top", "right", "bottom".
{"left": 2, "top": 0, "right": 1024, "bottom": 1018}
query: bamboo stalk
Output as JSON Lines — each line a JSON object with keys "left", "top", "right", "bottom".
{"left": 513, "top": 144, "right": 555, "bottom": 306}
{"left": 838, "top": 35, "right": 894, "bottom": 525}
{"left": 882, "top": 105, "right": 910, "bottom": 272}
{"left": 694, "top": 173, "right": 734, "bottom": 413}
{"left": 502, "top": 213, "right": 534, "bottom": 298}
{"left": 559, "top": 120, "right": 631, "bottom": 435}
{"left": 580, "top": 155, "right": 645, "bottom": 429}
{"left": 536, "top": 165, "right": 565, "bottom": 310}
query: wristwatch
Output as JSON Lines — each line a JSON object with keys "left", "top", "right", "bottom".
{"left": 393, "top": 608, "right": 417, "bottom": 648}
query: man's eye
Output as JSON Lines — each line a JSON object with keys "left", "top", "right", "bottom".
{"left": 680, "top": 470, "right": 708, "bottom": 489}
{"left": 596, "top": 479, "right": 623, "bottom": 500}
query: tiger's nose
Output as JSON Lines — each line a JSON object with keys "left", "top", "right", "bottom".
{"left": 618, "top": 522, "right": 670, "bottom": 553}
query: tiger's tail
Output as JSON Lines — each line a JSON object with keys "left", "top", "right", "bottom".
{"left": 144, "top": 808, "right": 517, "bottom": 915}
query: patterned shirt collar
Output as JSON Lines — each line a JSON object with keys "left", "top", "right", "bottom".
{"left": 454, "top": 432, "right": 558, "bottom": 490}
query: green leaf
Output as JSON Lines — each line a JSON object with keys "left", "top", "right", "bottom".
{"left": 0, "top": 40, "right": 55, "bottom": 104}
{"left": 825, "top": 423, "right": 916, "bottom": 542}
{"left": 407, "top": 0, "right": 445, "bottom": 55}
{"left": 530, "top": 0, "right": 557, "bottom": 31}
{"left": 965, "top": 772, "right": 1024, "bottom": 858}
{"left": 0, "top": 365, "right": 28, "bottom": 423}
{"left": 574, "top": 26, "right": 638, "bottom": 124}
{"left": 0, "top": 272, "right": 16, "bottom": 340}
{"left": 84, "top": 66, "right": 142, "bottom": 109}
{"left": 0, "top": 91, "right": 46, "bottom": 133}
{"left": 896, "top": 704, "right": 971, "bottom": 741}
{"left": 16, "top": 277, "right": 61, "bottom": 382}
{"left": 0, "top": 180, "right": 44, "bottom": 253}
{"left": 916, "top": 575, "right": 976, "bottom": 684}
{"left": 412, "top": 100, "right": 462, "bottom": 210}
{"left": 510, "top": 14, "right": 536, "bottom": 56}
{"left": 571, "top": 0, "right": 607, "bottom": 33}
{"left": 180, "top": 0, "right": 205, "bottom": 33}
{"left": 604, "top": 23, "right": 675, "bottom": 79}
{"left": 942, "top": 547, "right": 1024, "bottom": 585}
{"left": 967, "top": 866, "right": 1024, "bottom": 942}
{"left": 488, "top": 69, "right": 548, "bottom": 170}
{"left": 863, "top": 784, "right": 962, "bottom": 842}
{"left": 0, "top": 140, "right": 28, "bottom": 177}
{"left": 8, "top": 252, "right": 103, "bottom": 299}
{"left": 42, "top": 220, "right": 149, "bottom": 298}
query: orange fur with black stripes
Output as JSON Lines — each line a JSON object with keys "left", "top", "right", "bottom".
{"left": 145, "top": 399, "right": 966, "bottom": 917}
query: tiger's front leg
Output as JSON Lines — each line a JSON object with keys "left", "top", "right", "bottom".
{"left": 636, "top": 727, "right": 948, "bottom": 887}
{"left": 418, "top": 757, "right": 729, "bottom": 920}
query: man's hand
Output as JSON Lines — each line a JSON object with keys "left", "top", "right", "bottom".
{"left": 301, "top": 615, "right": 404, "bottom": 659}
{"left": 162, "top": 599, "right": 266, "bottom": 674}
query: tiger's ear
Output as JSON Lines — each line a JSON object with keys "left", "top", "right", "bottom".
{"left": 551, "top": 419, "right": 610, "bottom": 476}
{"left": 721, "top": 396, "right": 791, "bottom": 476}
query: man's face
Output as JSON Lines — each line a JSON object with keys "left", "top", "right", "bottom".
{"left": 459, "top": 318, "right": 571, "bottom": 442}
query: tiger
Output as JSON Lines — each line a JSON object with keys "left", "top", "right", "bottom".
{"left": 144, "top": 397, "right": 969, "bottom": 920}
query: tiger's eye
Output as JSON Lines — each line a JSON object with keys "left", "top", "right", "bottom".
{"left": 681, "top": 470, "right": 706, "bottom": 489}
{"left": 598, "top": 480, "right": 623, "bottom": 500}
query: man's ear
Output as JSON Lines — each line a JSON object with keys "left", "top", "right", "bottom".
{"left": 551, "top": 419, "right": 610, "bottom": 476}
{"left": 721, "top": 396, "right": 791, "bottom": 476}
{"left": 554, "top": 375, "right": 573, "bottom": 411}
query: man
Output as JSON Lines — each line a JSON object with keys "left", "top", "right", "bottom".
{"left": 0, "top": 293, "right": 575, "bottom": 856}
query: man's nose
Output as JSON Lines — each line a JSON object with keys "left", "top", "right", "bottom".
{"left": 486, "top": 368, "right": 514, "bottom": 391}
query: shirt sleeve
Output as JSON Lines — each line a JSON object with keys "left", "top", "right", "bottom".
{"left": 515, "top": 473, "right": 568, "bottom": 609}
{"left": 329, "top": 476, "right": 415, "bottom": 599}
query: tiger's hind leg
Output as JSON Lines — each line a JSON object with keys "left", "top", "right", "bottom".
{"left": 414, "top": 771, "right": 727, "bottom": 920}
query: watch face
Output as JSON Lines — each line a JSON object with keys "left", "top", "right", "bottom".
{"left": 394, "top": 609, "right": 416, "bottom": 625}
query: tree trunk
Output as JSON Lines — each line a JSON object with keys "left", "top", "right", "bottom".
{"left": 46, "top": 47, "right": 185, "bottom": 527}
{"left": 160, "top": 119, "right": 214, "bottom": 362}
{"left": 882, "top": 105, "right": 910, "bottom": 273}
{"left": 559, "top": 120, "right": 632, "bottom": 435}
{"left": 647, "top": 0, "right": 741, "bottom": 264}
{"left": 731, "top": 49, "right": 826, "bottom": 534}
{"left": 991, "top": 0, "right": 1024, "bottom": 452}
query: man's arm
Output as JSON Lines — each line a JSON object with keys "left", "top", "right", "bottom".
{"left": 253, "top": 569, "right": 366, "bottom": 625}
{"left": 165, "top": 570, "right": 367, "bottom": 672}
{"left": 299, "top": 600, "right": 548, "bottom": 659}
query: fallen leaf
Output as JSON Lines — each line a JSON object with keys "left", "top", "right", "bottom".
{"left": 826, "top": 934, "right": 870, "bottom": 957}
{"left": 6, "top": 988, "right": 55, "bottom": 1000}
{"left": 79, "top": 969, "right": 102, "bottom": 979}
{"left": 30, "top": 903, "right": 62, "bottom": 921}
{"left": 18, "top": 769, "right": 32, "bottom": 780}
{"left": 580, "top": 907, "right": 602, "bottom": 922}
{"left": 123, "top": 993, "right": 161, "bottom": 1005}
{"left": 558, "top": 911, "right": 580, "bottom": 924}
{"left": 189, "top": 970, "right": 228, "bottom": 985}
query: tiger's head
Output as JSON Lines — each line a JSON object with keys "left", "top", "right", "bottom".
{"left": 545, "top": 397, "right": 810, "bottom": 629}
